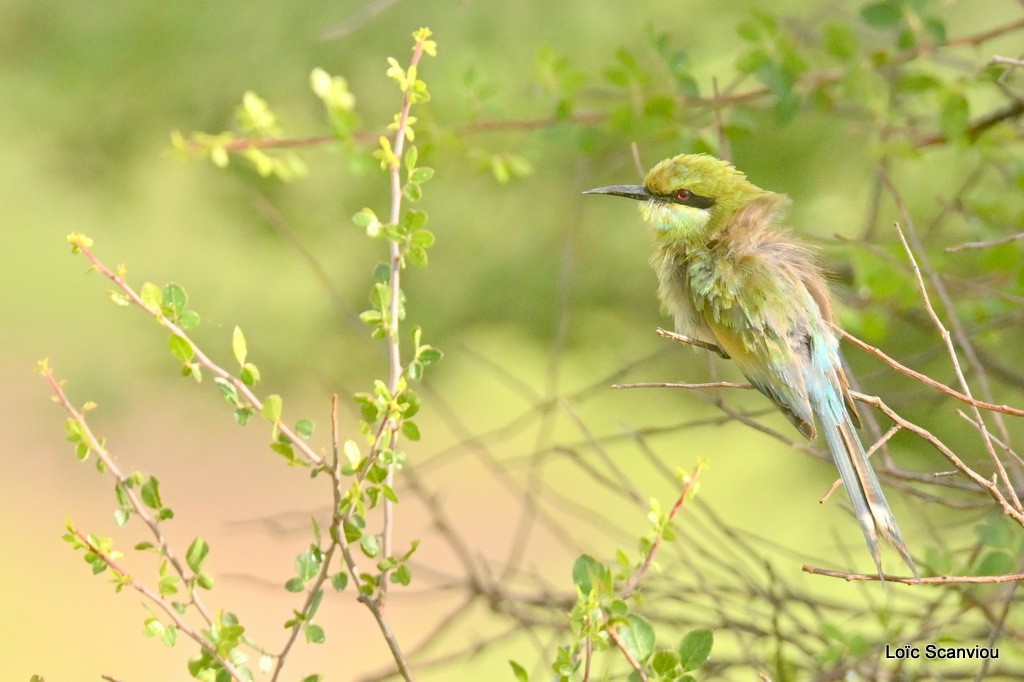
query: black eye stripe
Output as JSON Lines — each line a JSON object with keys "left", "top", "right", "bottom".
{"left": 661, "top": 190, "right": 715, "bottom": 209}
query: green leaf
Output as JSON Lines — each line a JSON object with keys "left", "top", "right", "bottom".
{"left": 736, "top": 20, "right": 761, "bottom": 42}
{"left": 392, "top": 564, "right": 412, "bottom": 586}
{"left": 168, "top": 335, "right": 194, "bottom": 363}
{"left": 295, "top": 419, "right": 315, "bottom": 439}
{"left": 232, "top": 326, "right": 247, "bottom": 366}
{"left": 305, "top": 623, "right": 325, "bottom": 644}
{"left": 652, "top": 650, "right": 681, "bottom": 676}
{"left": 295, "top": 549, "right": 321, "bottom": 580}
{"left": 141, "top": 282, "right": 163, "bottom": 310}
{"left": 411, "top": 229, "right": 435, "bottom": 248}
{"left": 331, "top": 572, "right": 349, "bottom": 591}
{"left": 162, "top": 283, "right": 188, "bottom": 317}
{"left": 401, "top": 421, "right": 421, "bottom": 441}
{"left": 178, "top": 310, "right": 201, "bottom": 330}
{"left": 619, "top": 614, "right": 656, "bottom": 663}
{"left": 407, "top": 247, "right": 428, "bottom": 267}
{"left": 977, "top": 550, "right": 1014, "bottom": 576}
{"left": 419, "top": 348, "right": 442, "bottom": 365}
{"left": 509, "top": 660, "right": 529, "bottom": 682}
{"left": 860, "top": 2, "right": 902, "bottom": 27}
{"left": 284, "top": 577, "right": 305, "bottom": 593}
{"left": 403, "top": 182, "right": 423, "bottom": 202}
{"left": 140, "top": 477, "right": 162, "bottom": 510}
{"left": 215, "top": 378, "right": 240, "bottom": 405}
{"left": 271, "top": 441, "right": 302, "bottom": 465}
{"left": 736, "top": 49, "right": 770, "bottom": 75}
{"left": 240, "top": 362, "right": 260, "bottom": 386}
{"left": 409, "top": 166, "right": 434, "bottom": 184}
{"left": 975, "top": 514, "right": 1013, "bottom": 548}
{"left": 824, "top": 24, "right": 858, "bottom": 60}
{"left": 404, "top": 145, "right": 418, "bottom": 172}
{"left": 402, "top": 209, "right": 428, "bottom": 231}
{"left": 354, "top": 208, "right": 382, "bottom": 237}
{"left": 360, "top": 535, "right": 381, "bottom": 558}
{"left": 940, "top": 90, "right": 970, "bottom": 140}
{"left": 679, "top": 629, "right": 714, "bottom": 670}
{"left": 924, "top": 16, "right": 947, "bottom": 43}
{"left": 186, "top": 538, "right": 210, "bottom": 574}
{"left": 263, "top": 394, "right": 283, "bottom": 422}
{"left": 572, "top": 554, "right": 607, "bottom": 595}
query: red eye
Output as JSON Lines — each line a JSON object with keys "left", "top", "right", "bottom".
{"left": 675, "top": 189, "right": 691, "bottom": 202}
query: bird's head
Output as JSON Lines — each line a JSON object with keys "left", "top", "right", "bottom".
{"left": 583, "top": 153, "right": 768, "bottom": 244}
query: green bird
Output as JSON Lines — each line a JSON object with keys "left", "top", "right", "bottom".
{"left": 584, "top": 153, "right": 916, "bottom": 578}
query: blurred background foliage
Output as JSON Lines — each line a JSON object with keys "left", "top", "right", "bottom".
{"left": 6, "top": 0, "right": 1024, "bottom": 680}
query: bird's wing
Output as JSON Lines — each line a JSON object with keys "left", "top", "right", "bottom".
{"left": 685, "top": 238, "right": 825, "bottom": 439}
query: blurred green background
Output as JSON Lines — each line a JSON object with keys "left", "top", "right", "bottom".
{"left": 5, "top": 0, "right": 1024, "bottom": 680}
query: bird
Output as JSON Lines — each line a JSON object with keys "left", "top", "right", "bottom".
{"left": 584, "top": 153, "right": 916, "bottom": 578}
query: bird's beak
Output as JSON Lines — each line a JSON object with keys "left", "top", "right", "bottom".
{"left": 582, "top": 184, "right": 652, "bottom": 201}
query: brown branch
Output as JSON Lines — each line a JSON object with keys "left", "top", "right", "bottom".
{"left": 915, "top": 99, "right": 1024, "bottom": 147}
{"left": 72, "top": 529, "right": 247, "bottom": 681}
{"left": 42, "top": 367, "right": 219, "bottom": 628}
{"left": 892, "top": 218, "right": 1023, "bottom": 511}
{"left": 951, "top": 18, "right": 1024, "bottom": 47}
{"left": 946, "top": 231, "right": 1024, "bottom": 253}
{"left": 837, "top": 327, "right": 1024, "bottom": 417}
{"left": 621, "top": 464, "right": 703, "bottom": 599}
{"left": 612, "top": 381, "right": 753, "bottom": 391}
{"left": 607, "top": 626, "right": 649, "bottom": 681}
{"left": 803, "top": 564, "right": 1024, "bottom": 584}
{"left": 992, "top": 55, "right": 1024, "bottom": 67}
{"left": 656, "top": 327, "right": 730, "bottom": 358}
{"left": 70, "top": 241, "right": 325, "bottom": 467}
{"left": 852, "top": 391, "right": 1024, "bottom": 525}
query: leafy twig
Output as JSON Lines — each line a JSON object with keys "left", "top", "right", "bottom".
{"left": 66, "top": 236, "right": 324, "bottom": 467}
{"left": 621, "top": 464, "right": 703, "bottom": 599}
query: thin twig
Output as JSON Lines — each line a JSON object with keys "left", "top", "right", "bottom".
{"left": 803, "top": 564, "right": 1024, "bottom": 584}
{"left": 946, "top": 232, "right": 1024, "bottom": 252}
{"left": 837, "top": 327, "right": 1024, "bottom": 417}
{"left": 607, "top": 626, "right": 649, "bottom": 681}
{"left": 72, "top": 529, "right": 246, "bottom": 680}
{"left": 620, "top": 464, "right": 703, "bottom": 599}
{"left": 991, "top": 55, "right": 1024, "bottom": 67}
{"left": 70, "top": 242, "right": 325, "bottom": 467}
{"left": 612, "top": 381, "right": 753, "bottom": 390}
{"left": 42, "top": 367, "right": 219, "bottom": 628}
{"left": 656, "top": 327, "right": 730, "bottom": 358}
{"left": 892, "top": 220, "right": 1022, "bottom": 512}
{"left": 852, "top": 391, "right": 1024, "bottom": 525}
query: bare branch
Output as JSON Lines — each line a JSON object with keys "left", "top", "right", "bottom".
{"left": 837, "top": 327, "right": 1024, "bottom": 417}
{"left": 803, "top": 564, "right": 1024, "bottom": 584}
{"left": 946, "top": 232, "right": 1024, "bottom": 253}
{"left": 656, "top": 327, "right": 730, "bottom": 358}
{"left": 612, "top": 381, "right": 753, "bottom": 390}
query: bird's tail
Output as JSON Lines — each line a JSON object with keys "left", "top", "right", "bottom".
{"left": 818, "top": 414, "right": 918, "bottom": 579}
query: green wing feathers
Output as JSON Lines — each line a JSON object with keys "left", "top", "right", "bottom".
{"left": 678, "top": 206, "right": 915, "bottom": 575}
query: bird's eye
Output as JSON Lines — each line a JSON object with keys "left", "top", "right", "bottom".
{"left": 675, "top": 189, "right": 691, "bottom": 202}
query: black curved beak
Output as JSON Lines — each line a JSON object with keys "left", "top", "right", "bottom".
{"left": 581, "top": 184, "right": 652, "bottom": 201}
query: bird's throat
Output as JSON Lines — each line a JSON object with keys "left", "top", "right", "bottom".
{"left": 640, "top": 200, "right": 711, "bottom": 241}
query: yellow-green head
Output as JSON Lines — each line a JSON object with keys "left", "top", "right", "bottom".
{"left": 584, "top": 153, "right": 769, "bottom": 244}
